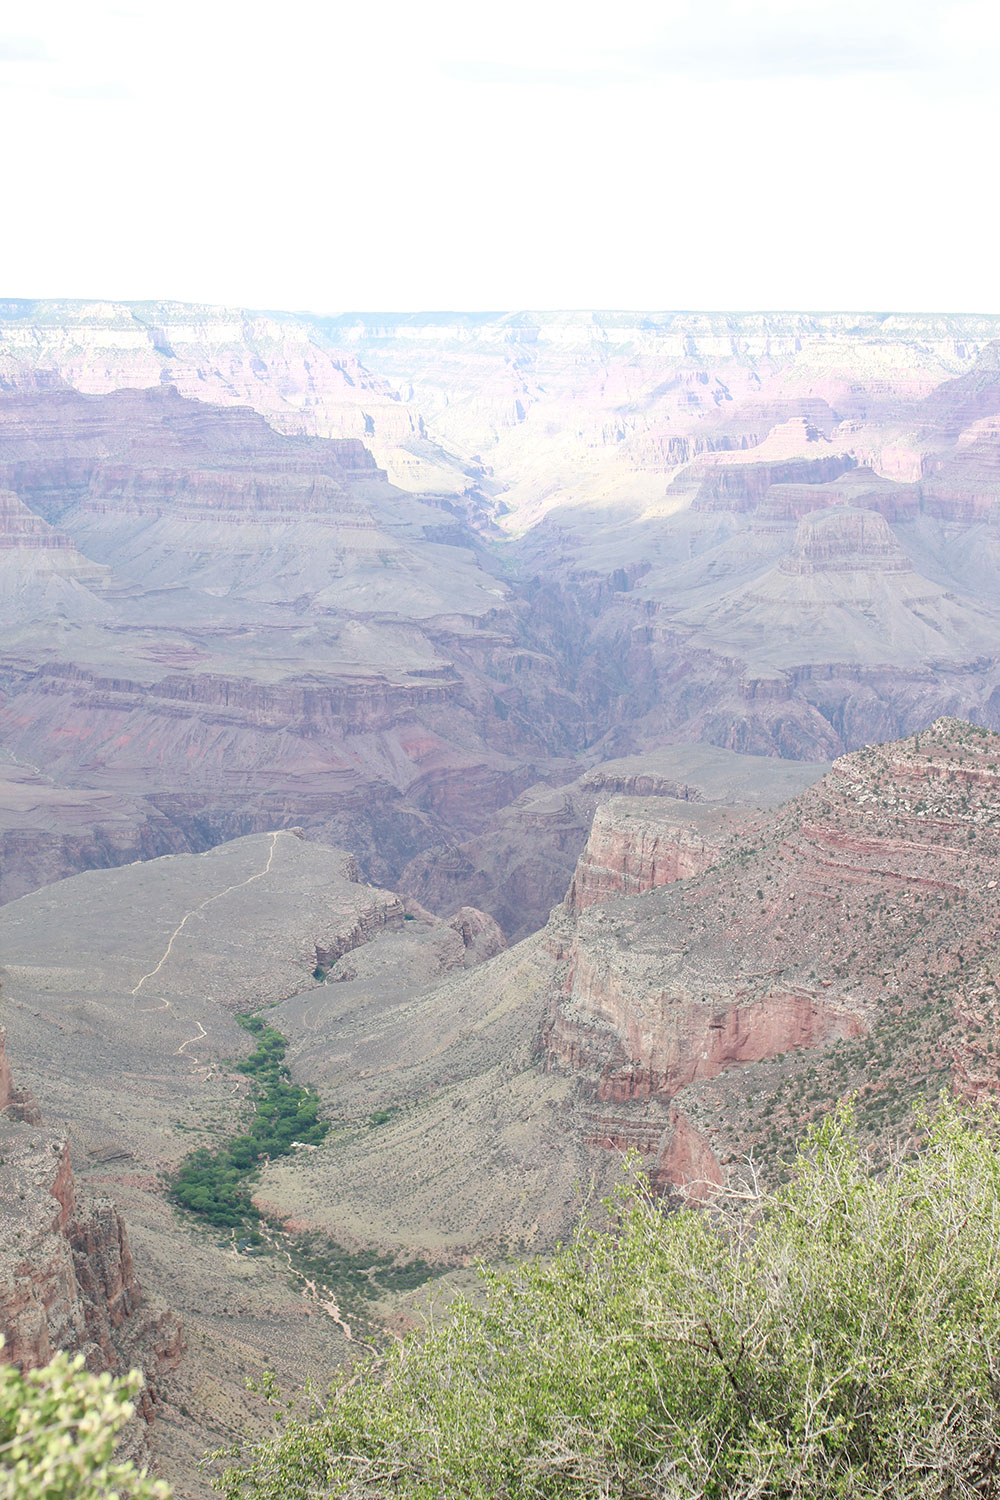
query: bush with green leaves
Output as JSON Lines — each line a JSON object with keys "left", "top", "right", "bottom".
{"left": 0, "top": 1348, "right": 170, "bottom": 1500}
{"left": 214, "top": 1100, "right": 1000, "bottom": 1500}
{"left": 170, "top": 1015, "right": 328, "bottom": 1231}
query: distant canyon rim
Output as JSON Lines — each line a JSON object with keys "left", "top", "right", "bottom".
{"left": 2, "top": 303, "right": 1000, "bottom": 930}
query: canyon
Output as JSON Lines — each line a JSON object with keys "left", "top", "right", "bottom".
{"left": 3, "top": 302, "right": 1000, "bottom": 1491}
{"left": 2, "top": 307, "right": 1000, "bottom": 930}
{"left": 1, "top": 718, "right": 998, "bottom": 1484}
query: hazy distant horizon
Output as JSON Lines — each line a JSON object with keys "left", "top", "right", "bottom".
{"left": 4, "top": 298, "right": 1000, "bottom": 322}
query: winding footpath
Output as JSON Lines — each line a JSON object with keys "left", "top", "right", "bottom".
{"left": 130, "top": 831, "right": 288, "bottom": 1056}
{"left": 131, "top": 831, "right": 283, "bottom": 1001}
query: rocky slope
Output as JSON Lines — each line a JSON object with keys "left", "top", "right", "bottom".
{"left": 0, "top": 1026, "right": 180, "bottom": 1444}
{"left": 0, "top": 758, "right": 195, "bottom": 906}
{"left": 0, "top": 832, "right": 505, "bottom": 1488}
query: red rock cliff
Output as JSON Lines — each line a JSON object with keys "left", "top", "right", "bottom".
{"left": 566, "top": 797, "right": 737, "bottom": 912}
{"left": 0, "top": 1028, "right": 180, "bottom": 1415}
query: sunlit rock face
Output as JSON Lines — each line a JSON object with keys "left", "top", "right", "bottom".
{"left": 537, "top": 719, "right": 1000, "bottom": 1189}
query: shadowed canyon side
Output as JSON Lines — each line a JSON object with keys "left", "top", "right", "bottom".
{"left": 0, "top": 384, "right": 588, "bottom": 903}
{"left": 400, "top": 745, "right": 826, "bottom": 939}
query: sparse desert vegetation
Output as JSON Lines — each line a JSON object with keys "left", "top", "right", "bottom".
{"left": 215, "top": 1102, "right": 1000, "bottom": 1500}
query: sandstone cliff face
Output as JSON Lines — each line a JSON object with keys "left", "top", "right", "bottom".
{"left": 539, "top": 718, "right": 1000, "bottom": 1193}
{"left": 566, "top": 797, "right": 736, "bottom": 912}
{"left": 0, "top": 1028, "right": 180, "bottom": 1412}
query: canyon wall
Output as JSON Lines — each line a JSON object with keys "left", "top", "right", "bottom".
{"left": 3, "top": 306, "right": 1000, "bottom": 923}
{"left": 532, "top": 718, "right": 1000, "bottom": 1193}
{"left": 0, "top": 1028, "right": 180, "bottom": 1420}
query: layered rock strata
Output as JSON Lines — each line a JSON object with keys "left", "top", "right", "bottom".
{"left": 541, "top": 718, "right": 1000, "bottom": 1192}
{"left": 565, "top": 797, "right": 737, "bottom": 912}
{"left": 0, "top": 387, "right": 573, "bottom": 902}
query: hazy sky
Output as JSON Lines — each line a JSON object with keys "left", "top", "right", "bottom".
{"left": 1, "top": 0, "right": 998, "bottom": 312}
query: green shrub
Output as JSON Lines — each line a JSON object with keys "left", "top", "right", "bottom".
{"left": 214, "top": 1100, "right": 1000, "bottom": 1500}
{"left": 0, "top": 1348, "right": 170, "bottom": 1500}
{"left": 169, "top": 1015, "right": 328, "bottom": 1231}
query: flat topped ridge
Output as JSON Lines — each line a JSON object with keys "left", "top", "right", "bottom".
{"left": 0, "top": 385, "right": 382, "bottom": 472}
{"left": 780, "top": 506, "right": 912, "bottom": 575}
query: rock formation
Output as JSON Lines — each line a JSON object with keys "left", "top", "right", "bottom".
{"left": 0, "top": 1026, "right": 180, "bottom": 1428}
{"left": 4, "top": 309, "right": 1000, "bottom": 909}
{"left": 263, "top": 720, "right": 1000, "bottom": 1243}
{"left": 565, "top": 797, "right": 738, "bottom": 912}
{"left": 3, "top": 722, "right": 1000, "bottom": 1491}
{"left": 540, "top": 717, "right": 1000, "bottom": 1190}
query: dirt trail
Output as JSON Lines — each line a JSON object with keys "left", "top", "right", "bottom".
{"left": 131, "top": 831, "right": 283, "bottom": 1000}
{"left": 259, "top": 1225, "right": 369, "bottom": 1349}
{"left": 176, "top": 1019, "right": 207, "bottom": 1057}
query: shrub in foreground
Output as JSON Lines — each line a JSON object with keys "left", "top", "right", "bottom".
{"left": 214, "top": 1101, "right": 1000, "bottom": 1500}
{"left": 0, "top": 1348, "right": 169, "bottom": 1500}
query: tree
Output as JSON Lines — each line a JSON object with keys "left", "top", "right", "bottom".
{"left": 0, "top": 1347, "right": 170, "bottom": 1500}
{"left": 213, "top": 1100, "right": 1000, "bottom": 1500}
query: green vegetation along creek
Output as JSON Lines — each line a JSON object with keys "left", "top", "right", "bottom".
{"left": 169, "top": 1014, "right": 438, "bottom": 1318}
{"left": 170, "top": 1015, "right": 328, "bottom": 1234}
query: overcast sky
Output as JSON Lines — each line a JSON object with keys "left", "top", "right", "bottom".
{"left": 1, "top": 0, "right": 997, "bottom": 312}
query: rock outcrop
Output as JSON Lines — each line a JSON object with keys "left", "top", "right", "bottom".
{"left": 565, "top": 797, "right": 736, "bottom": 912}
{"left": 252, "top": 722, "right": 1000, "bottom": 1252}
{"left": 0, "top": 1027, "right": 180, "bottom": 1418}
{"left": 539, "top": 718, "right": 1000, "bottom": 1191}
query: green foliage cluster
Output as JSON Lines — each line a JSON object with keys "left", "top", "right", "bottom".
{"left": 0, "top": 1347, "right": 170, "bottom": 1500}
{"left": 170, "top": 1016, "right": 328, "bottom": 1231}
{"left": 286, "top": 1232, "right": 442, "bottom": 1316}
{"left": 215, "top": 1102, "right": 1000, "bottom": 1500}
